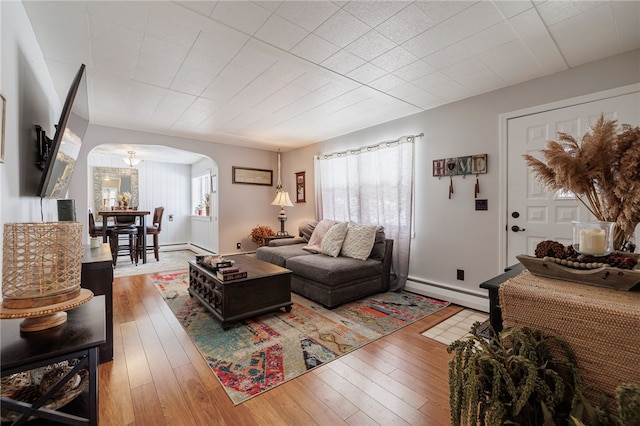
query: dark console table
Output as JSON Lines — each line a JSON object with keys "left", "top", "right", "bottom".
{"left": 81, "top": 244, "right": 114, "bottom": 364}
{"left": 479, "top": 263, "right": 525, "bottom": 333}
{"left": 0, "top": 296, "right": 105, "bottom": 425}
{"left": 188, "top": 255, "right": 292, "bottom": 330}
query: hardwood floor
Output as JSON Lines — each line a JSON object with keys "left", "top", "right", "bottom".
{"left": 100, "top": 273, "right": 464, "bottom": 425}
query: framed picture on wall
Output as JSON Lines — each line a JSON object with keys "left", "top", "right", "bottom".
{"left": 232, "top": 166, "right": 273, "bottom": 186}
{"left": 295, "top": 172, "right": 305, "bottom": 203}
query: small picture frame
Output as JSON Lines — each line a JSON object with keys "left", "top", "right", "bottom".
{"left": 295, "top": 172, "right": 305, "bottom": 203}
{"left": 232, "top": 166, "right": 273, "bottom": 186}
{"left": 1, "top": 91, "right": 6, "bottom": 163}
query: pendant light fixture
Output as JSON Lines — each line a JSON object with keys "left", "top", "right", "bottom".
{"left": 122, "top": 151, "right": 141, "bottom": 167}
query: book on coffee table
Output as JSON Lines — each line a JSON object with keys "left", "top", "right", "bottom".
{"left": 216, "top": 269, "right": 247, "bottom": 281}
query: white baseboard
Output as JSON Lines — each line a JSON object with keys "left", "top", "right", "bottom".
{"left": 405, "top": 280, "right": 490, "bottom": 313}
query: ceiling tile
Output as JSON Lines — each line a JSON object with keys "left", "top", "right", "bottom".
{"left": 171, "top": 52, "right": 226, "bottom": 95}
{"left": 414, "top": 1, "right": 477, "bottom": 23}
{"left": 192, "top": 23, "right": 249, "bottom": 61}
{"left": 612, "top": 1, "right": 640, "bottom": 52}
{"left": 371, "top": 47, "right": 418, "bottom": 73}
{"left": 393, "top": 60, "right": 437, "bottom": 82}
{"left": 275, "top": 1, "right": 340, "bottom": 31}
{"left": 376, "top": 4, "right": 435, "bottom": 44}
{"left": 442, "top": 58, "right": 505, "bottom": 92}
{"left": 255, "top": 14, "right": 309, "bottom": 51}
{"left": 477, "top": 40, "right": 543, "bottom": 84}
{"left": 344, "top": 30, "right": 396, "bottom": 61}
{"left": 90, "top": 38, "right": 138, "bottom": 79}
{"left": 37, "top": 32, "right": 91, "bottom": 66}
{"left": 321, "top": 50, "right": 366, "bottom": 75}
{"left": 459, "top": 21, "right": 518, "bottom": 55}
{"left": 126, "top": 83, "right": 165, "bottom": 119}
{"left": 291, "top": 73, "right": 334, "bottom": 92}
{"left": 423, "top": 43, "right": 473, "bottom": 71}
{"left": 368, "top": 74, "right": 407, "bottom": 92}
{"left": 290, "top": 34, "right": 340, "bottom": 63}
{"left": 438, "top": 2, "right": 504, "bottom": 43}
{"left": 211, "top": 1, "right": 272, "bottom": 35}
{"left": 342, "top": 1, "right": 410, "bottom": 27}
{"left": 412, "top": 71, "right": 452, "bottom": 92}
{"left": 491, "top": 0, "right": 534, "bottom": 18}
{"left": 252, "top": 84, "right": 310, "bottom": 114}
{"left": 89, "top": 16, "right": 144, "bottom": 51}
{"left": 402, "top": 27, "right": 456, "bottom": 59}
{"left": 507, "top": 9, "right": 567, "bottom": 74}
{"left": 348, "top": 63, "right": 388, "bottom": 84}
{"left": 404, "top": 90, "right": 442, "bottom": 109}
{"left": 135, "top": 55, "right": 180, "bottom": 88}
{"left": 152, "top": 92, "right": 196, "bottom": 125}
{"left": 146, "top": 3, "right": 201, "bottom": 47}
{"left": 547, "top": 3, "right": 619, "bottom": 67}
{"left": 201, "top": 64, "right": 264, "bottom": 103}
{"left": 172, "top": 97, "right": 221, "bottom": 129}
{"left": 428, "top": 80, "right": 472, "bottom": 102}
{"left": 314, "top": 10, "right": 371, "bottom": 48}
{"left": 535, "top": 1, "right": 605, "bottom": 27}
{"left": 257, "top": 1, "right": 282, "bottom": 13}
{"left": 174, "top": 1, "right": 217, "bottom": 17}
{"left": 140, "top": 35, "right": 190, "bottom": 65}
{"left": 87, "top": 1, "right": 151, "bottom": 31}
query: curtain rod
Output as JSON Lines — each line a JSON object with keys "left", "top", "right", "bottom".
{"left": 316, "top": 133, "right": 424, "bottom": 160}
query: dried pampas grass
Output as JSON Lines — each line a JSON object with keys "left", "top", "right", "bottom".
{"left": 523, "top": 114, "right": 640, "bottom": 249}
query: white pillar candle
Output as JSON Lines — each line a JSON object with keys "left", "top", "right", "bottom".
{"left": 579, "top": 228, "right": 606, "bottom": 255}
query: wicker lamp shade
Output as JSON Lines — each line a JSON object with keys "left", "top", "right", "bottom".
{"left": 2, "top": 222, "right": 83, "bottom": 309}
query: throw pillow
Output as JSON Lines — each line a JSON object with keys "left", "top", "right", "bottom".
{"left": 320, "top": 222, "right": 348, "bottom": 257}
{"left": 303, "top": 219, "right": 336, "bottom": 253}
{"left": 340, "top": 222, "right": 378, "bottom": 260}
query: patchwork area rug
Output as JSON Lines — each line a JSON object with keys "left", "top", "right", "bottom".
{"left": 151, "top": 270, "right": 449, "bottom": 405}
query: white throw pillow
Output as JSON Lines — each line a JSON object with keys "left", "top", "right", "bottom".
{"left": 320, "top": 222, "right": 348, "bottom": 257}
{"left": 303, "top": 219, "right": 336, "bottom": 253}
{"left": 340, "top": 222, "right": 378, "bottom": 260}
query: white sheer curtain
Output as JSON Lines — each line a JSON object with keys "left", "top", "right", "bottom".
{"left": 315, "top": 136, "right": 415, "bottom": 291}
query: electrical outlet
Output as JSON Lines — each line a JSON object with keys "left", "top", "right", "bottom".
{"left": 168, "top": 214, "right": 174, "bottom": 221}
{"left": 457, "top": 269, "right": 465, "bottom": 281}
{"left": 237, "top": 242, "right": 241, "bottom": 250}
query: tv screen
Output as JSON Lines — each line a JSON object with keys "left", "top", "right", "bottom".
{"left": 37, "top": 64, "right": 89, "bottom": 198}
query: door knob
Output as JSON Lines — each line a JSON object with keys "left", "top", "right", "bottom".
{"left": 511, "top": 225, "right": 525, "bottom": 232}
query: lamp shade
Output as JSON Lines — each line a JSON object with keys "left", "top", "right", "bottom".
{"left": 271, "top": 191, "right": 293, "bottom": 207}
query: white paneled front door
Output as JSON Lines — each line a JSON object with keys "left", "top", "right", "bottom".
{"left": 506, "top": 91, "right": 640, "bottom": 266}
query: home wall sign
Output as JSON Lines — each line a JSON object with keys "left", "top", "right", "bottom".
{"left": 432, "top": 154, "right": 487, "bottom": 199}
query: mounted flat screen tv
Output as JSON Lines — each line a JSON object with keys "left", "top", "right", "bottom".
{"left": 37, "top": 64, "right": 89, "bottom": 198}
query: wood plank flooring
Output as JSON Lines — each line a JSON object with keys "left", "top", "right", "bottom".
{"left": 100, "top": 273, "right": 464, "bottom": 425}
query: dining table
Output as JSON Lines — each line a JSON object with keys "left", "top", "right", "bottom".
{"left": 98, "top": 209, "right": 151, "bottom": 264}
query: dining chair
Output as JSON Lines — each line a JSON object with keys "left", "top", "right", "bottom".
{"left": 88, "top": 212, "right": 104, "bottom": 238}
{"left": 142, "top": 207, "right": 164, "bottom": 261}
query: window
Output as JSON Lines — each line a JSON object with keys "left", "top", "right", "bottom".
{"left": 192, "top": 172, "right": 212, "bottom": 216}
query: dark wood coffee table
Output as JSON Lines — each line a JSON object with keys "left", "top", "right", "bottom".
{"left": 188, "top": 255, "right": 292, "bottom": 330}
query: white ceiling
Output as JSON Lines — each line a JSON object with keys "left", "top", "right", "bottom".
{"left": 24, "top": 1, "right": 640, "bottom": 158}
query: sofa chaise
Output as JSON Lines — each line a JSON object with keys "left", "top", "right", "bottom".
{"left": 256, "top": 220, "right": 393, "bottom": 308}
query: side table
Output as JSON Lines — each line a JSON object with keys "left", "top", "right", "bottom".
{"left": 1, "top": 296, "right": 106, "bottom": 425}
{"left": 82, "top": 243, "right": 114, "bottom": 363}
{"left": 479, "top": 263, "right": 525, "bottom": 333}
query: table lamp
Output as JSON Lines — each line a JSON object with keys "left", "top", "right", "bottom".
{"left": 271, "top": 152, "right": 293, "bottom": 236}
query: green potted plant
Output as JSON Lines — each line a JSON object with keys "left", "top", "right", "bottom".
{"left": 448, "top": 324, "right": 583, "bottom": 426}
